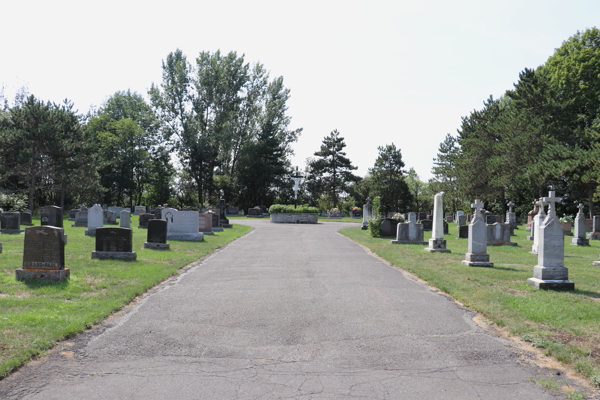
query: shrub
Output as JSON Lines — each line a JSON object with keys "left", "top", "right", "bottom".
{"left": 392, "top": 213, "right": 405, "bottom": 222}
{"left": 560, "top": 214, "right": 574, "bottom": 223}
{"left": 368, "top": 216, "right": 382, "bottom": 237}
{"left": 268, "top": 204, "right": 319, "bottom": 214}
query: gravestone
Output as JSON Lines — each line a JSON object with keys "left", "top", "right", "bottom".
{"left": 219, "top": 199, "right": 231, "bottom": 228}
{"left": 392, "top": 212, "right": 426, "bottom": 245}
{"left": 446, "top": 215, "right": 454, "bottom": 223}
{"left": 120, "top": 210, "right": 132, "bottom": 228}
{"left": 587, "top": 216, "right": 600, "bottom": 240}
{"left": 486, "top": 215, "right": 497, "bottom": 224}
{"left": 379, "top": 218, "right": 399, "bottom": 237}
{"left": 462, "top": 199, "right": 493, "bottom": 267}
{"left": 457, "top": 215, "right": 467, "bottom": 226}
{"left": 108, "top": 206, "right": 123, "bottom": 218}
{"left": 167, "top": 210, "right": 204, "bottom": 241}
{"left": 425, "top": 193, "right": 450, "bottom": 253}
{"left": 211, "top": 212, "right": 224, "bottom": 232}
{"left": 351, "top": 209, "right": 362, "bottom": 219}
{"left": 528, "top": 191, "right": 574, "bottom": 290}
{"left": 527, "top": 202, "right": 540, "bottom": 240}
{"left": 72, "top": 207, "right": 88, "bottom": 227}
{"left": 85, "top": 204, "right": 104, "bottom": 237}
{"left": 199, "top": 213, "right": 213, "bottom": 235}
{"left": 138, "top": 213, "right": 154, "bottom": 229}
{"left": 362, "top": 197, "right": 372, "bottom": 230}
{"left": 41, "top": 205, "right": 63, "bottom": 228}
{"left": 443, "top": 220, "right": 449, "bottom": 235}
{"left": 1, "top": 212, "right": 23, "bottom": 234}
{"left": 163, "top": 207, "right": 178, "bottom": 225}
{"left": 487, "top": 223, "right": 517, "bottom": 246}
{"left": 20, "top": 210, "right": 33, "bottom": 226}
{"left": 420, "top": 219, "right": 432, "bottom": 231}
{"left": 328, "top": 209, "right": 341, "bottom": 219}
{"left": 104, "top": 210, "right": 118, "bottom": 225}
{"left": 227, "top": 206, "right": 239, "bottom": 215}
{"left": 16, "top": 226, "right": 69, "bottom": 281}
{"left": 154, "top": 206, "right": 164, "bottom": 219}
{"left": 571, "top": 204, "right": 589, "bottom": 246}
{"left": 247, "top": 208, "right": 263, "bottom": 218}
{"left": 68, "top": 209, "right": 78, "bottom": 221}
{"left": 531, "top": 199, "right": 547, "bottom": 254}
{"left": 144, "top": 219, "right": 169, "bottom": 250}
{"left": 455, "top": 211, "right": 464, "bottom": 221}
{"left": 134, "top": 206, "right": 146, "bottom": 215}
{"left": 506, "top": 201, "right": 517, "bottom": 232}
{"left": 457, "top": 225, "right": 469, "bottom": 239}
{"left": 92, "top": 227, "right": 136, "bottom": 260}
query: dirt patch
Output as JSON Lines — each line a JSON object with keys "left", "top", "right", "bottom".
{"left": 505, "top": 288, "right": 529, "bottom": 296}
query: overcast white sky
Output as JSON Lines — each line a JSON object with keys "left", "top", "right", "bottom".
{"left": 2, "top": 0, "right": 599, "bottom": 181}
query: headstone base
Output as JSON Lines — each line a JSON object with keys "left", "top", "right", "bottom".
{"left": 92, "top": 251, "right": 137, "bottom": 261}
{"left": 525, "top": 227, "right": 531, "bottom": 232}
{"left": 587, "top": 233, "right": 600, "bottom": 240}
{"left": 167, "top": 232, "right": 204, "bottom": 241}
{"left": 222, "top": 224, "right": 233, "bottom": 228}
{"left": 425, "top": 238, "right": 451, "bottom": 253}
{"left": 200, "top": 231, "right": 214, "bottom": 235}
{"left": 526, "top": 235, "right": 534, "bottom": 241}
{"left": 489, "top": 241, "right": 518, "bottom": 246}
{"left": 213, "top": 227, "right": 224, "bottom": 232}
{"left": 361, "top": 225, "right": 368, "bottom": 230}
{"left": 391, "top": 239, "right": 427, "bottom": 245}
{"left": 462, "top": 253, "right": 493, "bottom": 268}
{"left": 144, "top": 242, "right": 170, "bottom": 250}
{"left": 71, "top": 223, "right": 86, "bottom": 227}
{"left": 16, "top": 268, "right": 70, "bottom": 281}
{"left": 0, "top": 229, "right": 23, "bottom": 234}
{"left": 527, "top": 278, "right": 575, "bottom": 290}
{"left": 85, "top": 229, "right": 97, "bottom": 237}
{"left": 593, "top": 261, "right": 600, "bottom": 267}
{"left": 571, "top": 237, "right": 589, "bottom": 246}
{"left": 532, "top": 265, "right": 569, "bottom": 280}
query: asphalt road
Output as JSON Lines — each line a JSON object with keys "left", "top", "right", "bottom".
{"left": 1, "top": 219, "right": 568, "bottom": 399}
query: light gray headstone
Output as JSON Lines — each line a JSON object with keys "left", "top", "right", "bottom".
{"left": 86, "top": 204, "right": 104, "bottom": 236}
{"left": 120, "top": 210, "right": 131, "bottom": 228}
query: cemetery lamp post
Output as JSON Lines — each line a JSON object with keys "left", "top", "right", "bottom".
{"left": 291, "top": 166, "right": 304, "bottom": 209}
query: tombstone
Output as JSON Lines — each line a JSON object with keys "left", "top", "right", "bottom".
{"left": 420, "top": 219, "right": 432, "bottom": 231}
{"left": 571, "top": 204, "right": 589, "bottom": 246}
{"left": 107, "top": 206, "right": 123, "bottom": 218}
{"left": 531, "top": 199, "right": 546, "bottom": 254}
{"left": 85, "top": 204, "right": 104, "bottom": 237}
{"left": 20, "top": 210, "right": 33, "bottom": 226}
{"left": 528, "top": 191, "right": 574, "bottom": 290}
{"left": 587, "top": 216, "right": 600, "bottom": 240}
{"left": 16, "top": 226, "right": 70, "bottom": 281}
{"left": 457, "top": 215, "right": 467, "bottom": 227}
{"left": 92, "top": 227, "right": 136, "bottom": 260}
{"left": 144, "top": 219, "right": 169, "bottom": 250}
{"left": 72, "top": 207, "right": 88, "bottom": 227}
{"left": 154, "top": 206, "right": 164, "bottom": 219}
{"left": 102, "top": 204, "right": 108, "bottom": 211}
{"left": 199, "top": 213, "right": 214, "bottom": 235}
{"left": 462, "top": 199, "right": 493, "bottom": 267}
{"left": 418, "top": 212, "right": 427, "bottom": 221}
{"left": 443, "top": 220, "right": 449, "bottom": 235}
{"left": 445, "top": 215, "right": 454, "bottom": 223}
{"left": 456, "top": 225, "right": 469, "bottom": 239}
{"left": 328, "top": 209, "right": 341, "bottom": 219}
{"left": 167, "top": 210, "right": 204, "bottom": 241}
{"left": 120, "top": 210, "right": 132, "bottom": 228}
{"left": 486, "top": 215, "right": 497, "bottom": 224}
{"left": 379, "top": 218, "right": 399, "bottom": 237}
{"left": 487, "top": 223, "right": 517, "bottom": 246}
{"left": 134, "top": 206, "right": 146, "bottom": 215}
{"left": 362, "top": 198, "right": 372, "bottom": 230}
{"left": 211, "top": 212, "right": 224, "bottom": 232}
{"left": 247, "top": 208, "right": 263, "bottom": 218}
{"left": 218, "top": 199, "right": 231, "bottom": 228}
{"left": 227, "top": 206, "right": 239, "bottom": 215}
{"left": 425, "top": 193, "right": 451, "bottom": 253}
{"left": 506, "top": 201, "right": 517, "bottom": 232}
{"left": 138, "top": 213, "right": 154, "bottom": 229}
{"left": 162, "top": 207, "right": 178, "bottom": 225}
{"left": 1, "top": 212, "right": 23, "bottom": 234}
{"left": 392, "top": 212, "right": 427, "bottom": 245}
{"left": 41, "top": 205, "right": 63, "bottom": 228}
{"left": 68, "top": 209, "right": 79, "bottom": 221}
{"left": 351, "top": 209, "right": 362, "bottom": 219}
{"left": 104, "top": 210, "right": 118, "bottom": 225}
{"left": 455, "top": 210, "right": 464, "bottom": 221}
{"left": 527, "top": 202, "right": 540, "bottom": 239}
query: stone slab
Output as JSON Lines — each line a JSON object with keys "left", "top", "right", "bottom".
{"left": 16, "top": 268, "right": 70, "bottom": 281}
{"left": 461, "top": 260, "right": 494, "bottom": 268}
{"left": 84, "top": 229, "right": 97, "bottom": 237}
{"left": 212, "top": 227, "right": 224, "bottom": 232}
{"left": 527, "top": 278, "right": 575, "bottom": 290}
{"left": 222, "top": 224, "right": 233, "bottom": 228}
{"left": 587, "top": 232, "right": 600, "bottom": 240}
{"left": 0, "top": 229, "right": 24, "bottom": 234}
{"left": 391, "top": 240, "right": 427, "bottom": 245}
{"left": 144, "top": 242, "right": 170, "bottom": 250}
{"left": 425, "top": 238, "right": 451, "bottom": 253}
{"left": 532, "top": 265, "right": 569, "bottom": 281}
{"left": 571, "top": 237, "right": 589, "bottom": 246}
{"left": 92, "top": 251, "right": 137, "bottom": 261}
{"left": 167, "top": 232, "right": 204, "bottom": 241}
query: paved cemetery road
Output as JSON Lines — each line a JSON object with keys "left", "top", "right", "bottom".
{"left": 1, "top": 220, "right": 572, "bottom": 399}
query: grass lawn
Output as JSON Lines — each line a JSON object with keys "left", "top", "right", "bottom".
{"left": 0, "top": 216, "right": 251, "bottom": 377}
{"left": 341, "top": 224, "right": 600, "bottom": 387}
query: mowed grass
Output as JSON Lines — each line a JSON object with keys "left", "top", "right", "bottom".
{"left": 0, "top": 216, "right": 250, "bottom": 377}
{"left": 341, "top": 224, "right": 600, "bottom": 385}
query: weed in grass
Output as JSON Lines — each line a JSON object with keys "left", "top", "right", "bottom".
{"left": 567, "top": 390, "right": 586, "bottom": 400}
{"left": 538, "top": 377, "right": 561, "bottom": 391}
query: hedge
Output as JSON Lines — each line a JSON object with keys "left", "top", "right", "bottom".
{"left": 268, "top": 204, "right": 319, "bottom": 214}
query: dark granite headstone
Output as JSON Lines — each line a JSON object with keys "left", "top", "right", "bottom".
{"left": 20, "top": 211, "right": 33, "bottom": 226}
{"left": 248, "top": 208, "right": 262, "bottom": 217}
{"left": 379, "top": 218, "right": 399, "bottom": 237}
{"left": 219, "top": 199, "right": 230, "bottom": 227}
{"left": 154, "top": 206, "right": 164, "bottom": 219}
{"left": 147, "top": 219, "right": 167, "bottom": 244}
{"left": 418, "top": 212, "right": 427, "bottom": 221}
{"left": 443, "top": 220, "right": 449, "bottom": 235}
{"left": 486, "top": 215, "right": 497, "bottom": 224}
{"left": 72, "top": 208, "right": 88, "bottom": 227}
{"left": 457, "top": 225, "right": 469, "bottom": 239}
{"left": 104, "top": 210, "right": 118, "bottom": 225}
{"left": 211, "top": 213, "right": 220, "bottom": 228}
{"left": 139, "top": 213, "right": 154, "bottom": 229}
{"left": 68, "top": 209, "right": 78, "bottom": 220}
{"left": 41, "top": 205, "right": 63, "bottom": 228}
{"left": 420, "top": 219, "right": 432, "bottom": 231}
{"left": 16, "top": 226, "right": 69, "bottom": 281}
{"left": 1, "top": 212, "right": 23, "bottom": 233}
{"left": 95, "top": 227, "right": 133, "bottom": 253}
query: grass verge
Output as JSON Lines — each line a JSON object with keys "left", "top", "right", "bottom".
{"left": 0, "top": 217, "right": 250, "bottom": 377}
{"left": 340, "top": 224, "right": 600, "bottom": 388}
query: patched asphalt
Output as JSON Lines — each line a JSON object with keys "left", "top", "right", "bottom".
{"left": 1, "top": 219, "right": 572, "bottom": 399}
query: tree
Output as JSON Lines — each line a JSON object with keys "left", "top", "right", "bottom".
{"left": 430, "top": 134, "right": 461, "bottom": 214}
{"left": 369, "top": 143, "right": 412, "bottom": 214}
{"left": 308, "top": 130, "right": 359, "bottom": 208}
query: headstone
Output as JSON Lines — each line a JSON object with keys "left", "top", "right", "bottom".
{"left": 85, "top": 204, "right": 104, "bottom": 236}
{"left": 138, "top": 213, "right": 154, "bottom": 229}
{"left": 456, "top": 225, "right": 469, "bottom": 239}
{"left": 571, "top": 204, "right": 589, "bottom": 246}
{"left": 219, "top": 199, "right": 231, "bottom": 228}
{"left": 486, "top": 215, "right": 497, "bottom": 224}
{"left": 379, "top": 218, "right": 399, "bottom": 237}
{"left": 1, "top": 212, "right": 23, "bottom": 234}
{"left": 462, "top": 199, "right": 493, "bottom": 267}
{"left": 457, "top": 215, "right": 467, "bottom": 226}
{"left": 587, "top": 216, "right": 600, "bottom": 240}
{"left": 527, "top": 200, "right": 538, "bottom": 232}
{"left": 445, "top": 215, "right": 454, "bottom": 223}
{"left": 134, "top": 206, "right": 145, "bottom": 215}
{"left": 68, "top": 209, "right": 78, "bottom": 221}
{"left": 247, "top": 208, "right": 263, "bottom": 218}
{"left": 351, "top": 209, "right": 362, "bottom": 219}
{"left": 420, "top": 219, "right": 432, "bottom": 231}
{"left": 531, "top": 199, "right": 546, "bottom": 254}
{"left": 418, "top": 212, "right": 427, "bottom": 221}
{"left": 328, "top": 209, "right": 341, "bottom": 219}
{"left": 227, "top": 206, "right": 239, "bottom": 215}
{"left": 92, "top": 227, "right": 136, "bottom": 260}
{"left": 362, "top": 198, "right": 372, "bottom": 230}
{"left": 455, "top": 211, "right": 464, "bottom": 220}
{"left": 211, "top": 212, "right": 224, "bottom": 232}
{"left": 72, "top": 207, "right": 88, "bottom": 227}
{"left": 425, "top": 193, "right": 450, "bottom": 253}
{"left": 20, "top": 210, "right": 33, "bottom": 226}
{"left": 41, "top": 205, "right": 63, "bottom": 228}
{"left": 167, "top": 210, "right": 204, "bottom": 241}
{"left": 16, "top": 226, "right": 70, "bottom": 281}
{"left": 443, "top": 220, "right": 449, "bottom": 235}
{"left": 593, "top": 261, "right": 600, "bottom": 267}
{"left": 487, "top": 223, "right": 517, "bottom": 246}
{"left": 102, "top": 204, "right": 108, "bottom": 211}
{"left": 120, "top": 210, "right": 132, "bottom": 228}
{"left": 104, "top": 210, "right": 117, "bottom": 225}
{"left": 154, "top": 206, "right": 164, "bottom": 219}
{"left": 162, "top": 207, "right": 178, "bottom": 225}
{"left": 528, "top": 191, "right": 574, "bottom": 290}
{"left": 108, "top": 206, "right": 123, "bottom": 218}
{"left": 392, "top": 212, "right": 426, "bottom": 245}
{"left": 506, "top": 201, "right": 517, "bottom": 232}
{"left": 144, "top": 219, "right": 169, "bottom": 250}
{"left": 199, "top": 213, "right": 214, "bottom": 235}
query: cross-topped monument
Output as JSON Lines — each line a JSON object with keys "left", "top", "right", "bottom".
{"left": 472, "top": 199, "right": 484, "bottom": 218}
{"left": 572, "top": 203, "right": 589, "bottom": 246}
{"left": 542, "top": 191, "right": 562, "bottom": 219}
{"left": 577, "top": 203, "right": 584, "bottom": 215}
{"left": 507, "top": 201, "right": 515, "bottom": 213}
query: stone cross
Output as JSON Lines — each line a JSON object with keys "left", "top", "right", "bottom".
{"left": 508, "top": 201, "right": 515, "bottom": 213}
{"left": 472, "top": 199, "right": 484, "bottom": 218}
{"left": 577, "top": 203, "right": 584, "bottom": 216}
{"left": 542, "top": 191, "right": 562, "bottom": 218}
{"left": 536, "top": 198, "right": 546, "bottom": 217}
